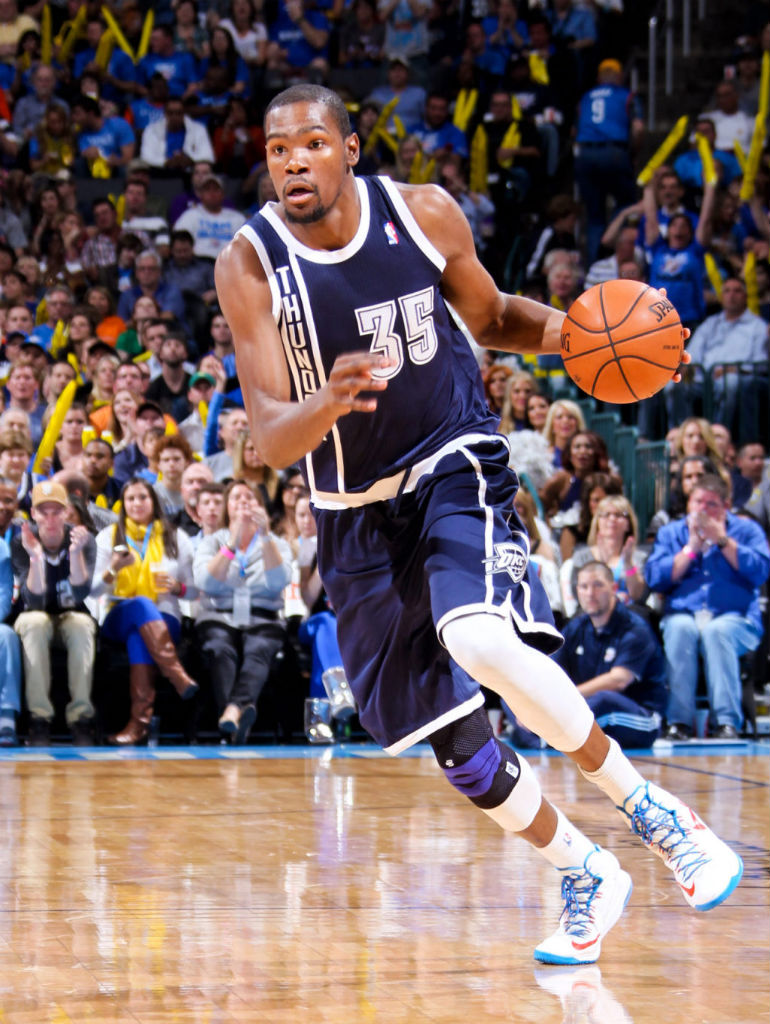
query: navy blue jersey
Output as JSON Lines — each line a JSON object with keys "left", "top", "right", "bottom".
{"left": 237, "top": 175, "right": 498, "bottom": 499}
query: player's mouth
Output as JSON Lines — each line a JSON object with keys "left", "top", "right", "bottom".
{"left": 284, "top": 181, "right": 317, "bottom": 205}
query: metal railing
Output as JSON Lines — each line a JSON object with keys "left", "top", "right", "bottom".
{"left": 646, "top": 0, "right": 707, "bottom": 130}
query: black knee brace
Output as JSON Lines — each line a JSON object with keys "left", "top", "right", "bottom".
{"left": 429, "top": 706, "right": 522, "bottom": 810}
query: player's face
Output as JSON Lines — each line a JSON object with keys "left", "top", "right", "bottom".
{"left": 265, "top": 102, "right": 359, "bottom": 225}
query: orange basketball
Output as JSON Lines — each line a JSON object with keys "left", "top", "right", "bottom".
{"left": 561, "top": 280, "right": 685, "bottom": 404}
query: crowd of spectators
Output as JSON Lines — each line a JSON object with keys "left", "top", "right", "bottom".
{"left": 0, "top": 0, "right": 768, "bottom": 748}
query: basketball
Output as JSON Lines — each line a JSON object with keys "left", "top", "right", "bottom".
{"left": 561, "top": 280, "right": 685, "bottom": 403}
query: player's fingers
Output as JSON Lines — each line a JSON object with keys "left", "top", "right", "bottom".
{"left": 680, "top": 349, "right": 691, "bottom": 363}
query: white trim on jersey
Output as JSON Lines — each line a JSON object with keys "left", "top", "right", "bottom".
{"left": 288, "top": 249, "right": 347, "bottom": 493}
{"left": 260, "top": 177, "right": 371, "bottom": 264}
{"left": 309, "top": 430, "right": 495, "bottom": 509}
{"left": 235, "top": 223, "right": 282, "bottom": 321}
{"left": 460, "top": 442, "right": 496, "bottom": 606}
{"left": 377, "top": 176, "right": 446, "bottom": 273}
{"left": 383, "top": 691, "right": 486, "bottom": 756}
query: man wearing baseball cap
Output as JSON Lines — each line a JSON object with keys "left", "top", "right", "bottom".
{"left": 11, "top": 481, "right": 97, "bottom": 746}
{"left": 575, "top": 58, "right": 644, "bottom": 266}
{"left": 173, "top": 173, "right": 246, "bottom": 261}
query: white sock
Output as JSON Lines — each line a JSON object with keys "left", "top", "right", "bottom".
{"left": 538, "top": 808, "right": 598, "bottom": 871}
{"left": 579, "top": 737, "right": 647, "bottom": 807}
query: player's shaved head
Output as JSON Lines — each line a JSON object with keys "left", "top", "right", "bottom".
{"left": 265, "top": 85, "right": 352, "bottom": 140}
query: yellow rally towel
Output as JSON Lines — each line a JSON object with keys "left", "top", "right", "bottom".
{"left": 113, "top": 519, "right": 165, "bottom": 602}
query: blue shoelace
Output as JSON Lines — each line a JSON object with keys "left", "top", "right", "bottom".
{"left": 627, "top": 787, "right": 710, "bottom": 885}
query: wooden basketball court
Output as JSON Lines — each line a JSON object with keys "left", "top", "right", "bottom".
{"left": 0, "top": 745, "right": 767, "bottom": 1023}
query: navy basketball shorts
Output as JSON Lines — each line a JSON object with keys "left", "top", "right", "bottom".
{"left": 315, "top": 436, "right": 563, "bottom": 754}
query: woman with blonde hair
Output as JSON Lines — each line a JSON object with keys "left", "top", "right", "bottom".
{"left": 88, "top": 353, "right": 120, "bottom": 415}
{"left": 560, "top": 494, "right": 647, "bottom": 618}
{"left": 91, "top": 477, "right": 198, "bottom": 745}
{"left": 231, "top": 430, "right": 278, "bottom": 511}
{"left": 498, "top": 369, "right": 538, "bottom": 435}
{"left": 542, "top": 398, "right": 586, "bottom": 468}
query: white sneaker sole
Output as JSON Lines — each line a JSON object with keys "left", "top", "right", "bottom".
{"left": 533, "top": 870, "right": 633, "bottom": 966}
{"left": 692, "top": 854, "right": 744, "bottom": 912}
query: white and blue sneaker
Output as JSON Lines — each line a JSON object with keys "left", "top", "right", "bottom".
{"left": 534, "top": 847, "right": 633, "bottom": 965}
{"left": 618, "top": 782, "right": 743, "bottom": 911}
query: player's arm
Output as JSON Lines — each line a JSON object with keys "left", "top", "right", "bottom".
{"left": 215, "top": 235, "right": 392, "bottom": 469}
{"left": 401, "top": 183, "right": 564, "bottom": 354}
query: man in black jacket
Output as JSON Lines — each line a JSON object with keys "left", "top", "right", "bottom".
{"left": 12, "top": 481, "right": 97, "bottom": 745}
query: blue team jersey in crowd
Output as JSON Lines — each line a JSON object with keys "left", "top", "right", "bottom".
{"left": 576, "top": 84, "right": 640, "bottom": 144}
{"left": 237, "top": 174, "right": 498, "bottom": 498}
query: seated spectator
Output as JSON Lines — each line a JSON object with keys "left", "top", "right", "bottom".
{"left": 0, "top": 427, "right": 33, "bottom": 508}
{"left": 527, "top": 391, "right": 550, "bottom": 432}
{"left": 542, "top": 429, "right": 610, "bottom": 531}
{"left": 672, "top": 416, "right": 729, "bottom": 485}
{"left": 295, "top": 491, "right": 348, "bottom": 697}
{"left": 120, "top": 178, "right": 170, "bottom": 248}
{"left": 12, "top": 62, "right": 65, "bottom": 143}
{"left": 407, "top": 92, "right": 469, "bottom": 162}
{"left": 367, "top": 56, "right": 426, "bottom": 134}
{"left": 542, "top": 398, "right": 585, "bottom": 469}
{"left": 173, "top": 172, "right": 247, "bottom": 261}
{"left": 482, "top": 362, "right": 513, "bottom": 418}
{"left": 218, "top": 0, "right": 268, "bottom": 68}
{"left": 498, "top": 369, "right": 537, "bottom": 434}
{"left": 173, "top": 0, "right": 210, "bottom": 61}
{"left": 338, "top": 0, "right": 385, "bottom": 69}
{"left": 552, "top": 561, "right": 666, "bottom": 748}
{"left": 646, "top": 453, "right": 717, "bottom": 542}
{"left": 193, "top": 24, "right": 251, "bottom": 101}
{"left": 12, "top": 481, "right": 97, "bottom": 745}
{"left": 204, "top": 405, "right": 249, "bottom": 481}
{"left": 171, "top": 461, "right": 215, "bottom": 537}
{"left": 557, "top": 469, "right": 624, "bottom": 562}
{"left": 144, "top": 333, "right": 193, "bottom": 415}
{"left": 231, "top": 429, "right": 278, "bottom": 510}
{"left": 646, "top": 474, "right": 770, "bottom": 739}
{"left": 87, "top": 352, "right": 120, "bottom": 417}
{"left": 113, "top": 400, "right": 167, "bottom": 485}
{"left": 139, "top": 96, "right": 215, "bottom": 173}
{"left": 84, "top": 285, "right": 126, "bottom": 346}
{"left": 116, "top": 249, "right": 186, "bottom": 324}
{"left": 53, "top": 402, "right": 88, "bottom": 473}
{"left": 115, "top": 294, "right": 161, "bottom": 360}
{"left": 91, "top": 477, "right": 198, "bottom": 745}
{"left": 585, "top": 220, "right": 645, "bottom": 289}
{"left": 102, "top": 388, "right": 139, "bottom": 453}
{"left": 272, "top": 466, "right": 309, "bottom": 553}
{"left": 53, "top": 468, "right": 116, "bottom": 533}
{"left": 513, "top": 484, "right": 562, "bottom": 619}
{"left": 732, "top": 442, "right": 768, "bottom": 523}
{"left": 137, "top": 24, "right": 198, "bottom": 98}
{"left": 70, "top": 94, "right": 135, "bottom": 177}
{"left": 674, "top": 117, "right": 742, "bottom": 191}
{"left": 438, "top": 162, "right": 495, "bottom": 256}
{"left": 0, "top": 514, "right": 20, "bottom": 745}
{"left": 153, "top": 434, "right": 194, "bottom": 515}
{"left": 5, "top": 362, "right": 46, "bottom": 443}
{"left": 671, "top": 276, "right": 768, "bottom": 431}
{"left": 561, "top": 495, "right": 648, "bottom": 619}
{"left": 194, "top": 480, "right": 292, "bottom": 743}
{"left": 164, "top": 229, "right": 217, "bottom": 306}
{"left": 176, "top": 371, "right": 217, "bottom": 451}
{"left": 28, "top": 102, "right": 74, "bottom": 177}
{"left": 266, "top": 0, "right": 330, "bottom": 88}
{"left": 196, "top": 480, "right": 226, "bottom": 537}
{"left": 702, "top": 80, "right": 754, "bottom": 153}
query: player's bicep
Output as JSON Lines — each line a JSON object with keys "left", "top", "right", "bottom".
{"left": 215, "top": 236, "right": 291, "bottom": 405}
{"left": 401, "top": 184, "right": 505, "bottom": 340}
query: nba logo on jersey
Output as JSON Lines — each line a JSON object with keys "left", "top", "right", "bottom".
{"left": 383, "top": 221, "right": 399, "bottom": 246}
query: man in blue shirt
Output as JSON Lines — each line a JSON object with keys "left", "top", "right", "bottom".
{"left": 137, "top": 24, "right": 197, "bottom": 98}
{"left": 71, "top": 94, "right": 135, "bottom": 176}
{"left": 408, "top": 92, "right": 469, "bottom": 160}
{"left": 509, "top": 561, "right": 666, "bottom": 749}
{"left": 645, "top": 475, "right": 770, "bottom": 739}
{"left": 575, "top": 59, "right": 643, "bottom": 265}
{"left": 673, "top": 117, "right": 742, "bottom": 189}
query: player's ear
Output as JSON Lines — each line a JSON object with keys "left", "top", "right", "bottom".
{"left": 345, "top": 132, "right": 360, "bottom": 169}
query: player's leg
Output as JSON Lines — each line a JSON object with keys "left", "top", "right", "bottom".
{"left": 443, "top": 612, "right": 743, "bottom": 912}
{"left": 429, "top": 705, "right": 632, "bottom": 965}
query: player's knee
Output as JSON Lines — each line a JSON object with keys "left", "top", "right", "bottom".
{"left": 442, "top": 614, "right": 512, "bottom": 685}
{"left": 429, "top": 706, "right": 523, "bottom": 809}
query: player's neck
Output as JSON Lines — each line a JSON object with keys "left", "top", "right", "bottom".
{"left": 278, "top": 177, "right": 361, "bottom": 252}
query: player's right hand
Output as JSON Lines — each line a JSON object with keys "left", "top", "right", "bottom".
{"left": 326, "top": 352, "right": 396, "bottom": 415}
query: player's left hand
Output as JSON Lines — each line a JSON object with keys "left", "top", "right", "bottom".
{"left": 656, "top": 288, "right": 690, "bottom": 383}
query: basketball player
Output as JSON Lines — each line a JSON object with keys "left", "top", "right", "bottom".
{"left": 216, "top": 85, "right": 742, "bottom": 966}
